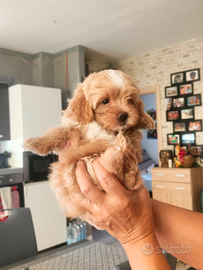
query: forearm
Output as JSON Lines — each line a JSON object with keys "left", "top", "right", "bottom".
{"left": 122, "top": 232, "right": 171, "bottom": 270}
{"left": 151, "top": 199, "right": 203, "bottom": 269}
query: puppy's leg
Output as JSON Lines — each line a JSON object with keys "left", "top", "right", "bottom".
{"left": 99, "top": 132, "right": 143, "bottom": 190}
{"left": 23, "top": 125, "right": 70, "bottom": 155}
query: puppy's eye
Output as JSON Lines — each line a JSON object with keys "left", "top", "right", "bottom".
{"left": 127, "top": 99, "right": 134, "bottom": 105}
{"left": 102, "top": 99, "right": 110, "bottom": 105}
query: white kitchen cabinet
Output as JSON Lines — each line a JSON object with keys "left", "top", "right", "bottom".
{"left": 24, "top": 181, "right": 67, "bottom": 251}
{"left": 9, "top": 84, "right": 62, "bottom": 140}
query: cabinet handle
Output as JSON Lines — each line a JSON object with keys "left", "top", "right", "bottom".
{"left": 155, "top": 174, "right": 164, "bottom": 176}
{"left": 0, "top": 176, "right": 4, "bottom": 178}
{"left": 176, "top": 187, "right": 185, "bottom": 190}
{"left": 156, "top": 185, "right": 164, "bottom": 188}
{"left": 175, "top": 174, "right": 185, "bottom": 177}
{"left": 0, "top": 134, "right": 3, "bottom": 138}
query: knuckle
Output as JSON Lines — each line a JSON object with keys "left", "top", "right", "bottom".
{"left": 81, "top": 187, "right": 92, "bottom": 197}
{"left": 101, "top": 173, "right": 111, "bottom": 184}
{"left": 121, "top": 196, "right": 131, "bottom": 209}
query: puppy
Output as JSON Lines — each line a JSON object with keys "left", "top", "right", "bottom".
{"left": 23, "top": 69, "right": 155, "bottom": 226}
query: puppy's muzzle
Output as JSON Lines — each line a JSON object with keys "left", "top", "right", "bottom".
{"left": 118, "top": 112, "right": 128, "bottom": 125}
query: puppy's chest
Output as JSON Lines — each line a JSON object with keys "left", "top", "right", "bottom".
{"left": 85, "top": 121, "right": 116, "bottom": 144}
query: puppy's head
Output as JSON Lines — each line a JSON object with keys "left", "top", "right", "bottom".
{"left": 63, "top": 70, "right": 155, "bottom": 132}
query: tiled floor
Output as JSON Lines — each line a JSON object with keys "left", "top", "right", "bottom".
{"left": 92, "top": 228, "right": 193, "bottom": 270}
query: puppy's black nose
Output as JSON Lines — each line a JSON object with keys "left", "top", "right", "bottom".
{"left": 118, "top": 112, "right": 128, "bottom": 124}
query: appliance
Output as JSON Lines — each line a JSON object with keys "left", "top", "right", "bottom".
{"left": 0, "top": 151, "right": 11, "bottom": 169}
{"left": 0, "top": 169, "right": 24, "bottom": 221}
{"left": 23, "top": 151, "right": 58, "bottom": 183}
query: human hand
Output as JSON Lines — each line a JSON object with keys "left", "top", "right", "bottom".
{"left": 75, "top": 158, "right": 155, "bottom": 247}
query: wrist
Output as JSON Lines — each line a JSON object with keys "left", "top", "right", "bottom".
{"left": 122, "top": 231, "right": 157, "bottom": 252}
{"left": 122, "top": 232, "right": 171, "bottom": 270}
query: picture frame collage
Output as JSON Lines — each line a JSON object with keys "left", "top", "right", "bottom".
{"left": 165, "top": 68, "right": 203, "bottom": 159}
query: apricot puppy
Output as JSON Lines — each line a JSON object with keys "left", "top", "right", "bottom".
{"left": 23, "top": 69, "right": 155, "bottom": 227}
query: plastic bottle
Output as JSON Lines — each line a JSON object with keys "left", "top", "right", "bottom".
{"left": 82, "top": 221, "right": 87, "bottom": 239}
{"left": 67, "top": 223, "right": 77, "bottom": 244}
{"left": 77, "top": 219, "right": 84, "bottom": 240}
{"left": 73, "top": 221, "right": 81, "bottom": 242}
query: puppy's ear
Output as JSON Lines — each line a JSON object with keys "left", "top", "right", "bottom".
{"left": 136, "top": 99, "right": 156, "bottom": 130}
{"left": 64, "top": 84, "right": 94, "bottom": 125}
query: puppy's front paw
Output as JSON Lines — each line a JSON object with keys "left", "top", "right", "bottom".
{"left": 23, "top": 137, "right": 52, "bottom": 155}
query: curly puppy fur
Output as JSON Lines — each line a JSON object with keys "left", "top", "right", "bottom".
{"left": 23, "top": 69, "right": 155, "bottom": 227}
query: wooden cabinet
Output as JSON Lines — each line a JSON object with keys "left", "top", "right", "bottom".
{"left": 0, "top": 83, "right": 10, "bottom": 140}
{"left": 152, "top": 167, "right": 202, "bottom": 211}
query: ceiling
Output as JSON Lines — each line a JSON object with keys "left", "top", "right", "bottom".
{"left": 1, "top": 0, "right": 203, "bottom": 62}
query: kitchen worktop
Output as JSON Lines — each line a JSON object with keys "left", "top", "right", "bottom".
{"left": 0, "top": 167, "right": 23, "bottom": 175}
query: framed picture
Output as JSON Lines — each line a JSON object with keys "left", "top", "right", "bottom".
{"left": 185, "top": 68, "right": 200, "bottom": 82}
{"left": 173, "top": 122, "right": 186, "bottom": 133}
{"left": 181, "top": 133, "right": 196, "bottom": 145}
{"left": 179, "top": 83, "right": 193, "bottom": 95}
{"left": 180, "top": 108, "right": 194, "bottom": 120}
{"left": 173, "top": 97, "right": 185, "bottom": 108}
{"left": 166, "top": 110, "right": 179, "bottom": 121}
{"left": 147, "top": 125, "right": 157, "bottom": 139}
{"left": 171, "top": 72, "right": 185, "bottom": 85}
{"left": 167, "top": 134, "right": 180, "bottom": 145}
{"left": 146, "top": 109, "right": 156, "bottom": 121}
{"left": 188, "top": 119, "right": 202, "bottom": 132}
{"left": 186, "top": 94, "right": 201, "bottom": 107}
{"left": 166, "top": 98, "right": 172, "bottom": 110}
{"left": 165, "top": 86, "right": 178, "bottom": 98}
{"left": 189, "top": 145, "right": 203, "bottom": 157}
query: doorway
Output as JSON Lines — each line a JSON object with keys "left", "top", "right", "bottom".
{"left": 139, "top": 85, "right": 162, "bottom": 166}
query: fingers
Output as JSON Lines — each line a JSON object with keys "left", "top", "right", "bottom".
{"left": 92, "top": 158, "right": 128, "bottom": 197}
{"left": 75, "top": 160, "right": 105, "bottom": 205}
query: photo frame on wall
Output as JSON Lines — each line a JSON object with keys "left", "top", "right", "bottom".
{"left": 188, "top": 119, "right": 202, "bottom": 132}
{"left": 179, "top": 83, "right": 193, "bottom": 95}
{"left": 186, "top": 94, "right": 201, "bottom": 107}
{"left": 180, "top": 108, "right": 194, "bottom": 120}
{"left": 185, "top": 68, "right": 200, "bottom": 82}
{"left": 165, "top": 86, "right": 178, "bottom": 98}
{"left": 166, "top": 98, "right": 172, "bottom": 110}
{"left": 181, "top": 133, "right": 196, "bottom": 145}
{"left": 171, "top": 72, "right": 185, "bottom": 85}
{"left": 167, "top": 134, "right": 180, "bottom": 145}
{"left": 173, "top": 121, "right": 186, "bottom": 133}
{"left": 166, "top": 110, "right": 179, "bottom": 121}
{"left": 173, "top": 97, "right": 185, "bottom": 108}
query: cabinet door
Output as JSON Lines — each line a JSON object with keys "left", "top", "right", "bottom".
{"left": 0, "top": 83, "right": 10, "bottom": 140}
{"left": 24, "top": 182, "right": 66, "bottom": 251}
{"left": 152, "top": 191, "right": 171, "bottom": 204}
{"left": 171, "top": 194, "right": 192, "bottom": 210}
